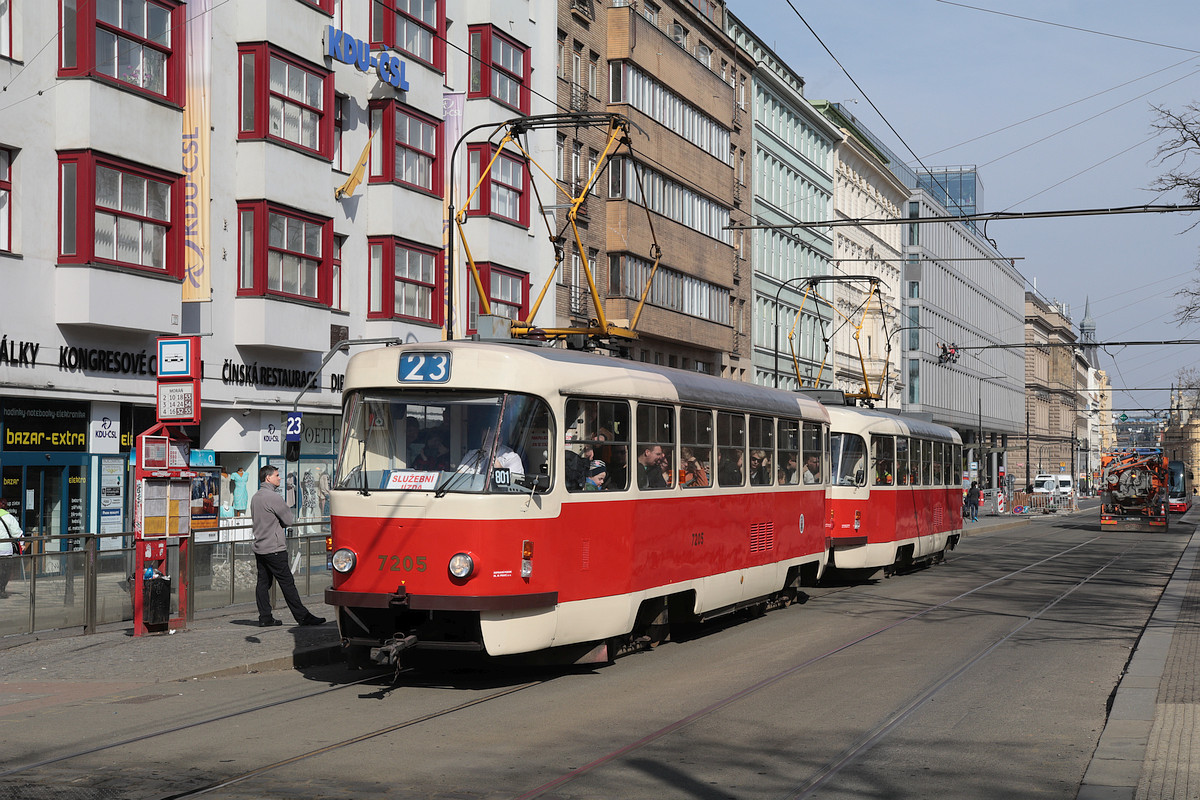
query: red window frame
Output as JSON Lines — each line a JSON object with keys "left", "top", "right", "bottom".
{"left": 368, "top": 100, "right": 443, "bottom": 197}
{"left": 467, "top": 262, "right": 529, "bottom": 335}
{"left": 465, "top": 143, "right": 529, "bottom": 227}
{"left": 238, "top": 43, "right": 334, "bottom": 159}
{"left": 236, "top": 200, "right": 332, "bottom": 306}
{"left": 371, "top": 0, "right": 445, "bottom": 71}
{"left": 0, "top": 148, "right": 10, "bottom": 253}
{"left": 467, "top": 24, "right": 530, "bottom": 114}
{"left": 58, "top": 150, "right": 184, "bottom": 278}
{"left": 368, "top": 236, "right": 444, "bottom": 325}
{"left": 59, "top": 0, "right": 186, "bottom": 104}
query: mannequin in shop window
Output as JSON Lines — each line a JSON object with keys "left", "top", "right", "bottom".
{"left": 228, "top": 468, "right": 251, "bottom": 517}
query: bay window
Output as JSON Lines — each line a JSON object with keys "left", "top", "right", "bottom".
{"left": 371, "top": 0, "right": 443, "bottom": 70}
{"left": 467, "top": 263, "right": 529, "bottom": 334}
{"left": 468, "top": 25, "right": 530, "bottom": 114}
{"left": 368, "top": 101, "right": 441, "bottom": 195}
{"left": 466, "top": 143, "right": 528, "bottom": 226}
{"left": 368, "top": 236, "right": 443, "bottom": 325}
{"left": 238, "top": 43, "right": 333, "bottom": 159}
{"left": 58, "top": 150, "right": 182, "bottom": 277}
{"left": 60, "top": 0, "right": 184, "bottom": 102}
{"left": 237, "top": 201, "right": 332, "bottom": 305}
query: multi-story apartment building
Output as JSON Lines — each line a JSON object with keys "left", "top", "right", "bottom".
{"left": 0, "top": 0, "right": 557, "bottom": 542}
{"left": 1023, "top": 292, "right": 1085, "bottom": 488}
{"left": 813, "top": 101, "right": 906, "bottom": 407}
{"left": 553, "top": 0, "right": 750, "bottom": 377}
{"left": 727, "top": 14, "right": 838, "bottom": 390}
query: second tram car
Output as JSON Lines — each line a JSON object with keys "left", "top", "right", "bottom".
{"left": 823, "top": 404, "right": 964, "bottom": 578}
{"left": 325, "top": 341, "right": 831, "bottom": 666}
{"left": 1168, "top": 459, "right": 1193, "bottom": 514}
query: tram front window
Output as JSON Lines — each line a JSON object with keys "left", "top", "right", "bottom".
{"left": 337, "top": 391, "right": 552, "bottom": 494}
{"left": 830, "top": 432, "right": 867, "bottom": 486}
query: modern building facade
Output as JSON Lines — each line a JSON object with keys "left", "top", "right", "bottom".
{"left": 727, "top": 13, "right": 839, "bottom": 391}
{"left": 0, "top": 0, "right": 557, "bottom": 543}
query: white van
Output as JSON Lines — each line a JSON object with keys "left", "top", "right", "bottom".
{"left": 1056, "top": 474, "right": 1073, "bottom": 497}
{"left": 1032, "top": 474, "right": 1058, "bottom": 494}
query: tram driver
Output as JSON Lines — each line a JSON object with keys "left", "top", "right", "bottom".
{"left": 458, "top": 407, "right": 525, "bottom": 478}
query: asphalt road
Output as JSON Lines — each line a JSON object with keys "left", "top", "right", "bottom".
{"left": 0, "top": 508, "right": 1190, "bottom": 800}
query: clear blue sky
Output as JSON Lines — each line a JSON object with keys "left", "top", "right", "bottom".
{"left": 729, "top": 0, "right": 1200, "bottom": 416}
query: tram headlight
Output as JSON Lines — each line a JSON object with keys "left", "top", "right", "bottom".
{"left": 448, "top": 552, "right": 475, "bottom": 579}
{"left": 331, "top": 548, "right": 357, "bottom": 574}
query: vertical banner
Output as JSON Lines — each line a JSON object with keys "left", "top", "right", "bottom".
{"left": 182, "top": 0, "right": 212, "bottom": 302}
{"left": 442, "top": 92, "right": 464, "bottom": 339}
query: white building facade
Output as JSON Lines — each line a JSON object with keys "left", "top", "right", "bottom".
{"left": 0, "top": 0, "right": 556, "bottom": 543}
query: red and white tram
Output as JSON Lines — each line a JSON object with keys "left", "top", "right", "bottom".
{"left": 325, "top": 341, "right": 831, "bottom": 666}
{"left": 823, "top": 404, "right": 964, "bottom": 578}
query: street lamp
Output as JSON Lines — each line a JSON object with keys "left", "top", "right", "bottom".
{"left": 882, "top": 324, "right": 932, "bottom": 408}
{"left": 976, "top": 374, "right": 1005, "bottom": 488}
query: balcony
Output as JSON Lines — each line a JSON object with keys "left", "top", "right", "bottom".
{"left": 234, "top": 297, "right": 330, "bottom": 352}
{"left": 55, "top": 266, "right": 181, "bottom": 334}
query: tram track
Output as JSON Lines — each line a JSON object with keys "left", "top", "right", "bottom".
{"left": 1, "top": 523, "right": 1162, "bottom": 799}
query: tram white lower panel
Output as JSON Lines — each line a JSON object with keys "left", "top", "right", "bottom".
{"left": 831, "top": 541, "right": 896, "bottom": 571}
{"left": 480, "top": 557, "right": 822, "bottom": 655}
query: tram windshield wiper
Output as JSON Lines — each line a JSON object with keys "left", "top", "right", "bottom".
{"left": 435, "top": 449, "right": 486, "bottom": 498}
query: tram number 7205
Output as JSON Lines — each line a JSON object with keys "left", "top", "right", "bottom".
{"left": 378, "top": 555, "right": 428, "bottom": 572}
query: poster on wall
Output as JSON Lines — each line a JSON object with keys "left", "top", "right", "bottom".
{"left": 98, "top": 457, "right": 126, "bottom": 550}
{"left": 191, "top": 467, "right": 221, "bottom": 544}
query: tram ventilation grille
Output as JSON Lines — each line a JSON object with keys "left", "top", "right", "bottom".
{"left": 581, "top": 538, "right": 590, "bottom": 570}
{"left": 934, "top": 505, "right": 943, "bottom": 526}
{"left": 749, "top": 522, "right": 774, "bottom": 553}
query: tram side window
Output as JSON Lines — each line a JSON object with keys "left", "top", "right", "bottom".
{"left": 874, "top": 435, "right": 895, "bottom": 485}
{"left": 932, "top": 441, "right": 944, "bottom": 485}
{"left": 564, "top": 398, "right": 630, "bottom": 492}
{"left": 748, "top": 415, "right": 774, "bottom": 486}
{"left": 919, "top": 439, "right": 932, "bottom": 486}
{"left": 636, "top": 403, "right": 675, "bottom": 489}
{"left": 832, "top": 432, "right": 867, "bottom": 486}
{"left": 801, "top": 421, "right": 823, "bottom": 485}
{"left": 895, "top": 436, "right": 911, "bottom": 485}
{"left": 680, "top": 407, "right": 712, "bottom": 489}
{"left": 778, "top": 419, "right": 800, "bottom": 485}
{"left": 716, "top": 411, "right": 746, "bottom": 487}
{"left": 952, "top": 444, "right": 962, "bottom": 484}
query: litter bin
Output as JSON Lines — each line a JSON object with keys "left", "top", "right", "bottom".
{"left": 143, "top": 577, "right": 172, "bottom": 625}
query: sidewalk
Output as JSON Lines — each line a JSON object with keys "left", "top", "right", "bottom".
{"left": 0, "top": 598, "right": 342, "bottom": 684}
{"left": 1078, "top": 509, "right": 1200, "bottom": 799}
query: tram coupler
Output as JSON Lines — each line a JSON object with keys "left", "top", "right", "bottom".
{"left": 370, "top": 635, "right": 419, "bottom": 665}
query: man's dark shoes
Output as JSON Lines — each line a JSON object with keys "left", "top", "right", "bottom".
{"left": 259, "top": 618, "right": 283, "bottom": 627}
{"left": 300, "top": 615, "right": 326, "bottom": 626}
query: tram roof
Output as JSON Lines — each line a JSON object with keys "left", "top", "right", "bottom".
{"left": 345, "top": 341, "right": 829, "bottom": 422}
{"left": 824, "top": 404, "right": 962, "bottom": 444}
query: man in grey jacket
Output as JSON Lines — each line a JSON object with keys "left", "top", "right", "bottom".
{"left": 251, "top": 465, "right": 325, "bottom": 628}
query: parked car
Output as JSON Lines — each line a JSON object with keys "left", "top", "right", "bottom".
{"left": 1032, "top": 475, "right": 1058, "bottom": 494}
{"left": 1055, "top": 474, "right": 1073, "bottom": 497}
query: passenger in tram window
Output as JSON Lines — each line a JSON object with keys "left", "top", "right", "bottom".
{"left": 718, "top": 449, "right": 743, "bottom": 486}
{"left": 637, "top": 444, "right": 668, "bottom": 489}
{"left": 412, "top": 431, "right": 451, "bottom": 472}
{"left": 749, "top": 450, "right": 772, "bottom": 486}
{"left": 777, "top": 468, "right": 789, "bottom": 485}
{"left": 606, "top": 445, "right": 629, "bottom": 491}
{"left": 785, "top": 452, "right": 799, "bottom": 484}
{"left": 680, "top": 447, "right": 709, "bottom": 487}
{"left": 584, "top": 460, "right": 607, "bottom": 491}
{"left": 802, "top": 454, "right": 820, "bottom": 484}
{"left": 876, "top": 459, "right": 893, "bottom": 486}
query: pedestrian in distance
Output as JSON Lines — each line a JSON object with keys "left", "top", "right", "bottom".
{"left": 0, "top": 507, "right": 25, "bottom": 599}
{"left": 251, "top": 465, "right": 325, "bottom": 628}
{"left": 966, "top": 480, "right": 982, "bottom": 522}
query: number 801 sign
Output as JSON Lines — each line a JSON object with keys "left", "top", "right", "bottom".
{"left": 398, "top": 353, "right": 451, "bottom": 383}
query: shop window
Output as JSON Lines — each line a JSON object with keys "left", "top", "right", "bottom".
{"left": 58, "top": 150, "right": 183, "bottom": 278}
{"left": 368, "top": 236, "right": 443, "bottom": 325}
{"left": 466, "top": 262, "right": 529, "bottom": 334}
{"left": 60, "top": 0, "right": 185, "bottom": 103}
{"left": 368, "top": 100, "right": 442, "bottom": 196}
{"left": 237, "top": 200, "right": 332, "bottom": 305}
{"left": 238, "top": 43, "right": 333, "bottom": 159}
{"left": 467, "top": 24, "right": 530, "bottom": 114}
{"left": 371, "top": 0, "right": 443, "bottom": 70}
{"left": 465, "top": 143, "right": 528, "bottom": 226}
